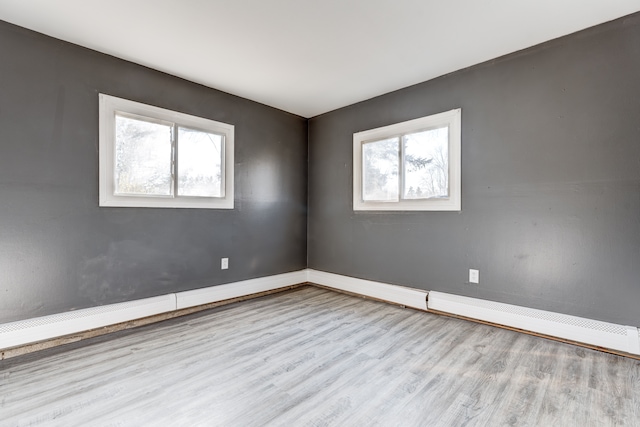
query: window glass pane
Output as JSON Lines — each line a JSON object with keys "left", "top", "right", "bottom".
{"left": 177, "top": 127, "right": 223, "bottom": 197}
{"left": 115, "top": 114, "right": 172, "bottom": 196}
{"left": 403, "top": 127, "right": 449, "bottom": 199}
{"left": 362, "top": 137, "right": 399, "bottom": 201}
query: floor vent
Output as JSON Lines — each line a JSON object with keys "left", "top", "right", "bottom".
{"left": 428, "top": 291, "right": 639, "bottom": 355}
{"left": 0, "top": 294, "right": 176, "bottom": 350}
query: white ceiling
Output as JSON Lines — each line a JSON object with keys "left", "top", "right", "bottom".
{"left": 1, "top": 1, "right": 639, "bottom": 118}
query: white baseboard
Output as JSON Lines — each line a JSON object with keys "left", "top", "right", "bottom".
{"left": 307, "top": 270, "right": 640, "bottom": 355}
{"left": 428, "top": 291, "right": 640, "bottom": 356}
{"left": 0, "top": 294, "right": 176, "bottom": 350}
{"left": 3, "top": 269, "right": 638, "bottom": 357}
{"left": 175, "top": 270, "right": 307, "bottom": 309}
{"left": 0, "top": 270, "right": 306, "bottom": 351}
{"left": 306, "top": 269, "right": 428, "bottom": 310}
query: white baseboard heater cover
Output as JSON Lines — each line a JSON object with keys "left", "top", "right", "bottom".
{"left": 175, "top": 270, "right": 307, "bottom": 309}
{"left": 307, "top": 269, "right": 428, "bottom": 311}
{"left": 3, "top": 271, "right": 638, "bottom": 358}
{"left": 0, "top": 294, "right": 176, "bottom": 350}
{"left": 428, "top": 291, "right": 640, "bottom": 355}
{"left": 0, "top": 270, "right": 308, "bottom": 351}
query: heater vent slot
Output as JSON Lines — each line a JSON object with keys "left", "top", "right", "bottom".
{"left": 0, "top": 297, "right": 173, "bottom": 334}
{"left": 0, "top": 295, "right": 176, "bottom": 350}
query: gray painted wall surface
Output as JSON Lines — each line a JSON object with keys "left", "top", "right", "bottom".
{"left": 308, "top": 14, "right": 640, "bottom": 326}
{"left": 0, "top": 21, "right": 308, "bottom": 324}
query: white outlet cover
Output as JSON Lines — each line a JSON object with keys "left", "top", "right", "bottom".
{"left": 221, "top": 258, "right": 229, "bottom": 270}
{"left": 469, "top": 269, "right": 479, "bottom": 284}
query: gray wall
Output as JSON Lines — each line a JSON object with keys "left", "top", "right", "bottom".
{"left": 0, "top": 21, "right": 308, "bottom": 324}
{"left": 308, "top": 13, "right": 640, "bottom": 326}
{"left": 3, "top": 12, "right": 640, "bottom": 329}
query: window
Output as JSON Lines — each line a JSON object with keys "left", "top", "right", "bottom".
{"left": 99, "top": 94, "right": 234, "bottom": 209}
{"left": 353, "top": 108, "right": 461, "bottom": 211}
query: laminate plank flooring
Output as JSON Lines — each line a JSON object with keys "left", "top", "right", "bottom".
{"left": 1, "top": 286, "right": 639, "bottom": 426}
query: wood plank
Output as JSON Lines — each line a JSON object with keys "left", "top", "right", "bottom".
{"left": 1, "top": 286, "right": 639, "bottom": 426}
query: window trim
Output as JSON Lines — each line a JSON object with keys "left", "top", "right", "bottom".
{"left": 99, "top": 94, "right": 234, "bottom": 209}
{"left": 353, "top": 108, "right": 461, "bottom": 211}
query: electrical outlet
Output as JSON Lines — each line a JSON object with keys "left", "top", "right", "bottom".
{"left": 221, "top": 258, "right": 229, "bottom": 270}
{"left": 469, "top": 269, "right": 479, "bottom": 284}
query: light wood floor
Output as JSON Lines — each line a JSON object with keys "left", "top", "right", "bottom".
{"left": 1, "top": 286, "right": 639, "bottom": 426}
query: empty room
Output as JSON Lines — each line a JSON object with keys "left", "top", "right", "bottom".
{"left": 1, "top": 1, "right": 640, "bottom": 425}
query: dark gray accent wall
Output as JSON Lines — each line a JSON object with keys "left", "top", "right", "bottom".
{"left": 308, "top": 13, "right": 640, "bottom": 326}
{"left": 0, "top": 21, "right": 308, "bottom": 324}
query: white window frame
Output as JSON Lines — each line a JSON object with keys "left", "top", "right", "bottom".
{"left": 99, "top": 94, "right": 234, "bottom": 209}
{"left": 353, "top": 108, "right": 461, "bottom": 211}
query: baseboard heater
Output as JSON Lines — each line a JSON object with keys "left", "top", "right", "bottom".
{"left": 306, "top": 269, "right": 428, "bottom": 311}
{"left": 0, "top": 270, "right": 308, "bottom": 351}
{"left": 2, "top": 271, "right": 638, "bottom": 358}
{"left": 0, "top": 294, "right": 176, "bottom": 351}
{"left": 428, "top": 291, "right": 640, "bottom": 356}
{"left": 177, "top": 270, "right": 307, "bottom": 310}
